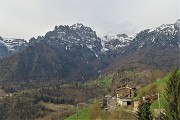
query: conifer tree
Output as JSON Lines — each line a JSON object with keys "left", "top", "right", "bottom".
{"left": 161, "top": 69, "right": 180, "bottom": 120}
{"left": 136, "top": 102, "right": 152, "bottom": 120}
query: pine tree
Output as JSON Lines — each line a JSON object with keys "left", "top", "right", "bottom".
{"left": 136, "top": 102, "right": 152, "bottom": 120}
{"left": 161, "top": 69, "right": 180, "bottom": 120}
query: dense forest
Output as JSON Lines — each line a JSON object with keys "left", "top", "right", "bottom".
{"left": 0, "top": 82, "right": 105, "bottom": 120}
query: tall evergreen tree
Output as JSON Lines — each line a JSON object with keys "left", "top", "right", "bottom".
{"left": 136, "top": 102, "right": 152, "bottom": 120}
{"left": 137, "top": 102, "right": 152, "bottom": 120}
{"left": 161, "top": 69, "right": 180, "bottom": 120}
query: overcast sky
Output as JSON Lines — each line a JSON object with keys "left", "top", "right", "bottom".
{"left": 0, "top": 0, "right": 179, "bottom": 40}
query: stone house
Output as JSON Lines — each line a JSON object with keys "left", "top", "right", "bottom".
{"left": 116, "top": 84, "right": 135, "bottom": 98}
{"left": 116, "top": 85, "right": 136, "bottom": 106}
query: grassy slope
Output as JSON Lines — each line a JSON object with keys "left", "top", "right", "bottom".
{"left": 136, "top": 76, "right": 168, "bottom": 110}
{"left": 136, "top": 70, "right": 180, "bottom": 110}
{"left": 136, "top": 75, "right": 168, "bottom": 98}
{"left": 84, "top": 74, "right": 113, "bottom": 90}
{"left": 65, "top": 75, "right": 113, "bottom": 120}
{"left": 65, "top": 107, "right": 90, "bottom": 120}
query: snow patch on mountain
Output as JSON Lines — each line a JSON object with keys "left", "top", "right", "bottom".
{"left": 0, "top": 37, "right": 27, "bottom": 52}
{"left": 101, "top": 34, "right": 134, "bottom": 52}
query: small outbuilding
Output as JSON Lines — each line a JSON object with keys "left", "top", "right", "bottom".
{"left": 117, "top": 97, "right": 132, "bottom": 106}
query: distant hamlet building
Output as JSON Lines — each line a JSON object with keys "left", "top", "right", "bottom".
{"left": 103, "top": 84, "right": 159, "bottom": 112}
{"left": 116, "top": 84, "right": 135, "bottom": 106}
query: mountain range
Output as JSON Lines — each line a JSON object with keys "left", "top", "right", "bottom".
{"left": 0, "top": 20, "right": 179, "bottom": 87}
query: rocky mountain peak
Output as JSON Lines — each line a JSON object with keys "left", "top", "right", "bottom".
{"left": 34, "top": 23, "right": 102, "bottom": 56}
{"left": 0, "top": 36, "right": 3, "bottom": 40}
{"left": 174, "top": 19, "right": 180, "bottom": 29}
{"left": 54, "top": 25, "right": 70, "bottom": 31}
{"left": 122, "top": 20, "right": 180, "bottom": 54}
{"left": 70, "top": 23, "right": 85, "bottom": 29}
{"left": 70, "top": 23, "right": 97, "bottom": 37}
{"left": 175, "top": 19, "right": 180, "bottom": 24}
{"left": 148, "top": 20, "right": 180, "bottom": 34}
{"left": 116, "top": 34, "right": 128, "bottom": 38}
